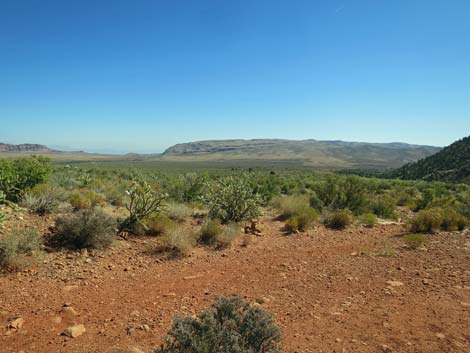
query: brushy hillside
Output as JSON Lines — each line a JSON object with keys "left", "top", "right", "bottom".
{"left": 390, "top": 135, "right": 470, "bottom": 183}
{"left": 161, "top": 139, "right": 440, "bottom": 169}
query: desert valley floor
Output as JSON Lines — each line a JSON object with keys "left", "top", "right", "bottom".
{"left": 1, "top": 212, "right": 469, "bottom": 353}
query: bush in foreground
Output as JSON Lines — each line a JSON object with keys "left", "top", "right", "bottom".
{"left": 53, "top": 209, "right": 116, "bottom": 249}
{"left": 324, "top": 210, "right": 353, "bottom": 230}
{"left": 0, "top": 229, "right": 42, "bottom": 271}
{"left": 154, "top": 296, "right": 281, "bottom": 353}
{"left": 271, "top": 195, "right": 309, "bottom": 219}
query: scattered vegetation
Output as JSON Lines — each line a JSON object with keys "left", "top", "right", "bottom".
{"left": 154, "top": 296, "right": 281, "bottom": 353}
{"left": 0, "top": 229, "right": 42, "bottom": 271}
{"left": 165, "top": 202, "right": 193, "bottom": 223}
{"left": 53, "top": 209, "right": 116, "bottom": 249}
{"left": 408, "top": 208, "right": 467, "bottom": 233}
{"left": 0, "top": 156, "right": 51, "bottom": 202}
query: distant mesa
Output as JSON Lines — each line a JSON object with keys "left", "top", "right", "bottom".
{"left": 161, "top": 139, "right": 441, "bottom": 169}
{"left": 0, "top": 143, "right": 54, "bottom": 153}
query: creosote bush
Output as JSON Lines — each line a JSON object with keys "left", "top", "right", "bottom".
{"left": 324, "top": 210, "right": 353, "bottom": 230}
{"left": 154, "top": 296, "right": 281, "bottom": 353}
{"left": 0, "top": 229, "right": 42, "bottom": 271}
{"left": 402, "top": 233, "right": 426, "bottom": 250}
{"left": 409, "top": 208, "right": 467, "bottom": 233}
{"left": 68, "top": 189, "right": 106, "bottom": 210}
{"left": 202, "top": 176, "right": 262, "bottom": 223}
{"left": 284, "top": 207, "right": 318, "bottom": 233}
{"left": 360, "top": 213, "right": 377, "bottom": 228}
{"left": 53, "top": 209, "right": 116, "bottom": 249}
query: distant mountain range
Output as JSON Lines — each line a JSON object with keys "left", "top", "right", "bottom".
{"left": 161, "top": 139, "right": 441, "bottom": 169}
{"left": 390, "top": 135, "right": 470, "bottom": 182}
{"left": 1, "top": 139, "right": 443, "bottom": 170}
{"left": 0, "top": 143, "right": 53, "bottom": 153}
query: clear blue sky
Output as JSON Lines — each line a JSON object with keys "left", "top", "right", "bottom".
{"left": 1, "top": 0, "right": 469, "bottom": 153}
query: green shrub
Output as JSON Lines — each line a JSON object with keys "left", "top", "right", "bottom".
{"left": 440, "top": 208, "right": 467, "bottom": 231}
{"left": 285, "top": 207, "right": 318, "bottom": 233}
{"left": 408, "top": 209, "right": 442, "bottom": 233}
{"left": 53, "top": 209, "right": 116, "bottom": 249}
{"left": 312, "top": 176, "right": 368, "bottom": 214}
{"left": 324, "top": 210, "right": 353, "bottom": 230}
{"left": 0, "top": 229, "right": 42, "bottom": 271}
{"left": 402, "top": 233, "right": 426, "bottom": 249}
{"left": 21, "top": 184, "right": 59, "bottom": 215}
{"left": 0, "top": 156, "right": 51, "bottom": 202}
{"left": 360, "top": 213, "right": 377, "bottom": 228}
{"left": 154, "top": 296, "right": 281, "bottom": 353}
{"left": 202, "top": 176, "right": 262, "bottom": 223}
{"left": 120, "top": 180, "right": 167, "bottom": 233}
{"left": 162, "top": 227, "right": 196, "bottom": 256}
{"left": 68, "top": 189, "right": 106, "bottom": 210}
{"left": 370, "top": 194, "right": 397, "bottom": 219}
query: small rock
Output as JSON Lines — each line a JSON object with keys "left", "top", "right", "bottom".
{"left": 8, "top": 317, "right": 24, "bottom": 330}
{"left": 422, "top": 278, "right": 431, "bottom": 285}
{"left": 381, "top": 344, "right": 393, "bottom": 352}
{"left": 62, "top": 324, "right": 86, "bottom": 338}
{"left": 435, "top": 333, "right": 445, "bottom": 339}
{"left": 386, "top": 280, "right": 404, "bottom": 287}
{"left": 62, "top": 306, "right": 78, "bottom": 316}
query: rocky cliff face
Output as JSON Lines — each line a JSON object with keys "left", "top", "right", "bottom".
{"left": 0, "top": 143, "right": 53, "bottom": 152}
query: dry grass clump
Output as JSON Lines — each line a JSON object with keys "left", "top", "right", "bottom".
{"left": 0, "top": 229, "right": 43, "bottom": 271}
{"left": 145, "top": 215, "right": 177, "bottom": 236}
{"left": 165, "top": 203, "right": 193, "bottom": 223}
{"left": 199, "top": 220, "right": 239, "bottom": 248}
{"left": 284, "top": 207, "right": 318, "bottom": 233}
{"left": 163, "top": 227, "right": 197, "bottom": 257}
{"left": 271, "top": 195, "right": 309, "bottom": 219}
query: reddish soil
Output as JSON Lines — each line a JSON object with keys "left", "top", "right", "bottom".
{"left": 1, "top": 211, "right": 469, "bottom": 353}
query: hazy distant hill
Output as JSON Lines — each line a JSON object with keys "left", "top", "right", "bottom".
{"left": 161, "top": 139, "right": 441, "bottom": 169}
{"left": 0, "top": 143, "right": 53, "bottom": 153}
{"left": 390, "top": 135, "right": 470, "bottom": 182}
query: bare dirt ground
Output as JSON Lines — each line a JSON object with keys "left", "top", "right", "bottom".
{"left": 1, "top": 211, "right": 469, "bottom": 353}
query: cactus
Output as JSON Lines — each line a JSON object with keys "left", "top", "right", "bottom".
{"left": 202, "top": 175, "right": 262, "bottom": 223}
{"left": 120, "top": 180, "right": 167, "bottom": 233}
